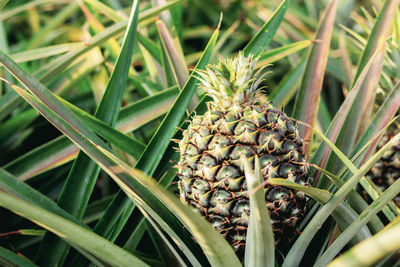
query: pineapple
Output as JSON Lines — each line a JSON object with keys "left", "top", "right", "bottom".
{"left": 176, "top": 52, "right": 310, "bottom": 250}
{"left": 365, "top": 130, "right": 400, "bottom": 207}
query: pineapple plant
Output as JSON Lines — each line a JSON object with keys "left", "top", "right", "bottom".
{"left": 177, "top": 52, "right": 310, "bottom": 250}
{"left": 0, "top": 0, "right": 400, "bottom": 266}
{"left": 344, "top": 4, "right": 400, "bottom": 209}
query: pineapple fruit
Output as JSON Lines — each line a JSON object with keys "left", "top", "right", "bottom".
{"left": 176, "top": 52, "right": 310, "bottom": 250}
{"left": 365, "top": 130, "right": 400, "bottom": 207}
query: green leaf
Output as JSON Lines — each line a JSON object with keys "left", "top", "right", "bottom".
{"left": 10, "top": 43, "right": 83, "bottom": 63}
{"left": 0, "top": 246, "right": 37, "bottom": 267}
{"left": 269, "top": 178, "right": 331, "bottom": 203}
{"left": 269, "top": 178, "right": 372, "bottom": 244}
{"left": 282, "top": 132, "right": 400, "bottom": 267}
{"left": 156, "top": 19, "right": 189, "bottom": 89}
{"left": 25, "top": 2, "right": 79, "bottom": 50}
{"left": 139, "top": 0, "right": 186, "bottom": 23}
{"left": 314, "top": 126, "right": 396, "bottom": 221}
{"left": 257, "top": 40, "right": 311, "bottom": 66}
{"left": 4, "top": 136, "right": 75, "bottom": 181}
{"left": 0, "top": 90, "right": 21, "bottom": 121}
{"left": 0, "top": 109, "right": 37, "bottom": 143}
{"left": 157, "top": 26, "right": 179, "bottom": 88}
{"left": 36, "top": 1, "right": 141, "bottom": 264}
{"left": 328, "top": 218, "right": 400, "bottom": 267}
{"left": 0, "top": 192, "right": 149, "bottom": 267}
{"left": 59, "top": 97, "right": 145, "bottom": 159}
{"left": 351, "top": 81, "right": 400, "bottom": 162}
{"left": 0, "top": 0, "right": 69, "bottom": 21}
{"left": 71, "top": 26, "right": 221, "bottom": 266}
{"left": 82, "top": 195, "right": 114, "bottom": 224}
{"left": 312, "top": 45, "right": 383, "bottom": 188}
{"left": 336, "top": 0, "right": 399, "bottom": 158}
{"left": 33, "top": 0, "right": 184, "bottom": 84}
{"left": 352, "top": 0, "right": 398, "bottom": 84}
{"left": 93, "top": 3, "right": 140, "bottom": 125}
{"left": 292, "top": 0, "right": 338, "bottom": 155}
{"left": 0, "top": 168, "right": 82, "bottom": 225}
{"left": 83, "top": 0, "right": 125, "bottom": 22}
{"left": 18, "top": 229, "right": 46, "bottom": 237}
{"left": 269, "top": 56, "right": 306, "bottom": 106}
{"left": 316, "top": 176, "right": 400, "bottom": 266}
{"left": 242, "top": 155, "right": 274, "bottom": 267}
{"left": 243, "top": 0, "right": 290, "bottom": 57}
{"left": 170, "top": 2, "right": 183, "bottom": 44}
{"left": 0, "top": 0, "right": 9, "bottom": 10}
{"left": 4, "top": 88, "right": 177, "bottom": 181}
{"left": 136, "top": 33, "right": 162, "bottom": 64}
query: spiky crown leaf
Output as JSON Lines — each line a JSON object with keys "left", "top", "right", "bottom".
{"left": 197, "top": 52, "right": 267, "bottom": 110}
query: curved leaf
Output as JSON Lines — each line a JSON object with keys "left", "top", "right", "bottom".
{"left": 72, "top": 26, "right": 222, "bottom": 266}
{"left": 316, "top": 177, "right": 400, "bottom": 266}
{"left": 0, "top": 246, "right": 37, "bottom": 267}
{"left": 242, "top": 155, "right": 274, "bottom": 267}
{"left": 292, "top": 0, "right": 338, "bottom": 155}
{"left": 328, "top": 218, "right": 400, "bottom": 267}
{"left": 0, "top": 192, "right": 148, "bottom": 267}
{"left": 0, "top": 168, "right": 82, "bottom": 225}
{"left": 256, "top": 40, "right": 311, "bottom": 66}
{"left": 282, "top": 132, "right": 400, "bottom": 267}
{"left": 36, "top": 1, "right": 141, "bottom": 264}
{"left": 3, "top": 88, "right": 177, "bottom": 181}
{"left": 243, "top": 0, "right": 290, "bottom": 57}
{"left": 268, "top": 178, "right": 371, "bottom": 243}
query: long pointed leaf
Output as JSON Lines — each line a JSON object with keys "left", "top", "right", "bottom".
{"left": 9, "top": 76, "right": 240, "bottom": 267}
{"left": 3, "top": 88, "right": 177, "bottom": 181}
{"left": 243, "top": 0, "right": 290, "bottom": 57}
{"left": 33, "top": 0, "right": 184, "bottom": 84}
{"left": 36, "top": 1, "right": 141, "bottom": 264}
{"left": 316, "top": 177, "right": 400, "bottom": 266}
{"left": 72, "top": 26, "right": 221, "bottom": 266}
{"left": 328, "top": 218, "right": 400, "bottom": 267}
{"left": 292, "top": 0, "right": 338, "bottom": 155}
{"left": 351, "top": 80, "right": 400, "bottom": 162}
{"left": 282, "top": 132, "right": 400, "bottom": 267}
{"left": 242, "top": 155, "right": 274, "bottom": 267}
{"left": 334, "top": 0, "right": 398, "bottom": 161}
{"left": 0, "top": 192, "right": 148, "bottom": 267}
{"left": 0, "top": 169, "right": 81, "bottom": 225}
{"left": 269, "top": 178, "right": 371, "bottom": 243}
{"left": 157, "top": 19, "right": 189, "bottom": 89}
{"left": 0, "top": 246, "right": 37, "bottom": 267}
{"left": 312, "top": 45, "right": 383, "bottom": 188}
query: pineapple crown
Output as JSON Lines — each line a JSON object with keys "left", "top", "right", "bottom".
{"left": 196, "top": 51, "right": 268, "bottom": 110}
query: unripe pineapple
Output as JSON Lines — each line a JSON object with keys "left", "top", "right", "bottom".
{"left": 365, "top": 130, "right": 400, "bottom": 207}
{"left": 176, "top": 52, "right": 310, "bottom": 251}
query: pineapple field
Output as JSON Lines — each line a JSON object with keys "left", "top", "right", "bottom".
{"left": 0, "top": 0, "right": 399, "bottom": 266}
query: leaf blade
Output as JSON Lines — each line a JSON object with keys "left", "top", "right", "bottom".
{"left": 242, "top": 155, "right": 274, "bottom": 267}
{"left": 243, "top": 0, "right": 290, "bottom": 58}
{"left": 0, "top": 192, "right": 149, "bottom": 267}
{"left": 292, "top": 0, "right": 338, "bottom": 155}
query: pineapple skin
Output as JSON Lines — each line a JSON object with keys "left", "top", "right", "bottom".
{"left": 177, "top": 101, "right": 310, "bottom": 250}
{"left": 366, "top": 131, "right": 400, "bottom": 207}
